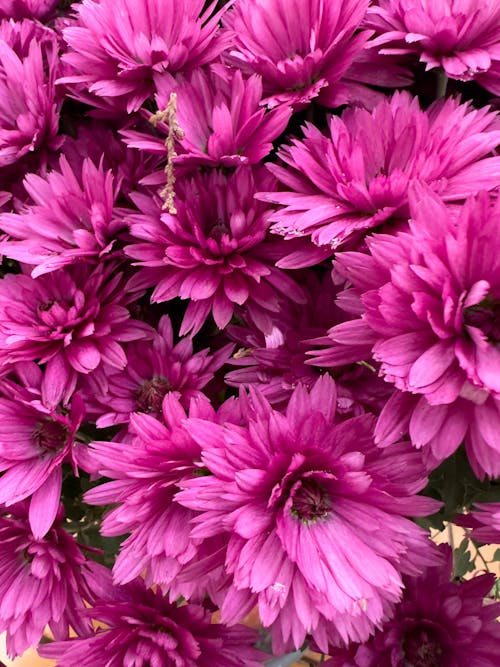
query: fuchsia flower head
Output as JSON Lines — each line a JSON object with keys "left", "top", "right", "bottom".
{"left": 325, "top": 545, "right": 500, "bottom": 667}
{"left": 39, "top": 564, "right": 264, "bottom": 667}
{"left": 261, "top": 92, "right": 500, "bottom": 258}
{"left": 124, "top": 67, "right": 291, "bottom": 172}
{"left": 177, "top": 376, "right": 441, "bottom": 653}
{"left": 0, "top": 19, "right": 62, "bottom": 168}
{"left": 125, "top": 167, "right": 305, "bottom": 335}
{"left": 226, "top": 270, "right": 390, "bottom": 413}
{"left": 0, "top": 263, "right": 151, "bottom": 405}
{"left": 222, "top": 0, "right": 371, "bottom": 108}
{"left": 0, "top": 503, "right": 93, "bottom": 658}
{"left": 367, "top": 0, "right": 500, "bottom": 95}
{"left": 61, "top": 0, "right": 229, "bottom": 112}
{"left": 312, "top": 188, "right": 500, "bottom": 478}
{"left": 82, "top": 393, "right": 237, "bottom": 599}
{"left": 84, "top": 314, "right": 233, "bottom": 427}
{"left": 0, "top": 156, "right": 126, "bottom": 276}
{"left": 0, "top": 362, "right": 85, "bottom": 538}
{"left": 0, "top": 0, "right": 58, "bottom": 20}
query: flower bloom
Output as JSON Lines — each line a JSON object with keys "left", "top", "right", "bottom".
{"left": 83, "top": 393, "right": 233, "bottom": 596}
{"left": 61, "top": 0, "right": 229, "bottom": 112}
{"left": 222, "top": 0, "right": 371, "bottom": 108}
{"left": 84, "top": 315, "right": 233, "bottom": 427}
{"left": 39, "top": 561, "right": 264, "bottom": 667}
{"left": 312, "top": 188, "right": 500, "bottom": 478}
{"left": 325, "top": 545, "right": 500, "bottom": 667}
{"left": 0, "top": 19, "right": 62, "bottom": 168}
{"left": 366, "top": 0, "right": 500, "bottom": 95}
{"left": 0, "top": 263, "right": 151, "bottom": 405}
{"left": 0, "top": 363, "right": 85, "bottom": 538}
{"left": 123, "top": 67, "right": 291, "bottom": 172}
{"left": 177, "top": 376, "right": 440, "bottom": 653}
{"left": 0, "top": 156, "right": 125, "bottom": 276}
{"left": 0, "top": 0, "right": 58, "bottom": 20}
{"left": 260, "top": 92, "right": 500, "bottom": 257}
{"left": 0, "top": 503, "right": 93, "bottom": 658}
{"left": 226, "top": 270, "right": 389, "bottom": 413}
{"left": 125, "top": 167, "right": 305, "bottom": 335}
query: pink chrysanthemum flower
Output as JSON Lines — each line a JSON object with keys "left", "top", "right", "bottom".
{"left": 226, "top": 271, "right": 389, "bottom": 413}
{"left": 222, "top": 0, "right": 371, "bottom": 108}
{"left": 0, "top": 19, "right": 62, "bottom": 168}
{"left": 0, "top": 502, "right": 93, "bottom": 658}
{"left": 325, "top": 545, "right": 500, "bottom": 667}
{"left": 84, "top": 315, "right": 233, "bottom": 427}
{"left": 123, "top": 67, "right": 291, "bottom": 173}
{"left": 0, "top": 263, "right": 151, "bottom": 405}
{"left": 312, "top": 188, "right": 500, "bottom": 477}
{"left": 260, "top": 92, "right": 500, "bottom": 256}
{"left": 39, "top": 564, "right": 264, "bottom": 667}
{"left": 0, "top": 156, "right": 126, "bottom": 276}
{"left": 61, "top": 0, "right": 229, "bottom": 112}
{"left": 125, "top": 168, "right": 305, "bottom": 335}
{"left": 0, "top": 363, "right": 85, "bottom": 538}
{"left": 62, "top": 120, "right": 162, "bottom": 203}
{"left": 83, "top": 393, "right": 236, "bottom": 598}
{"left": 0, "top": 0, "right": 58, "bottom": 20}
{"left": 366, "top": 0, "right": 500, "bottom": 95}
{"left": 177, "top": 376, "right": 441, "bottom": 653}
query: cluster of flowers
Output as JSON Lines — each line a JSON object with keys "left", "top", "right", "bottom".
{"left": 0, "top": 0, "right": 499, "bottom": 664}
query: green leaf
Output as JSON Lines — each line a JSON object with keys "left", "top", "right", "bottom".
{"left": 453, "top": 538, "right": 475, "bottom": 578}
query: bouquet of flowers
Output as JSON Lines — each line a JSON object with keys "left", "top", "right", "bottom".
{"left": 0, "top": 1, "right": 498, "bottom": 665}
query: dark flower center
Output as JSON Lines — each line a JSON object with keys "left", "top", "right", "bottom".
{"left": 33, "top": 419, "right": 69, "bottom": 453}
{"left": 209, "top": 218, "right": 230, "bottom": 241}
{"left": 291, "top": 478, "right": 330, "bottom": 523}
{"left": 464, "top": 296, "right": 500, "bottom": 344}
{"left": 136, "top": 376, "right": 171, "bottom": 414}
{"left": 38, "top": 300, "right": 55, "bottom": 312}
{"left": 402, "top": 626, "right": 443, "bottom": 667}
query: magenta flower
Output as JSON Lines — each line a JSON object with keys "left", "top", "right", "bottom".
{"left": 325, "top": 545, "right": 500, "bottom": 667}
{"left": 61, "top": 120, "right": 163, "bottom": 203}
{"left": 84, "top": 315, "right": 233, "bottom": 427}
{"left": 40, "top": 564, "right": 264, "bottom": 667}
{"left": 0, "top": 263, "right": 151, "bottom": 405}
{"left": 260, "top": 92, "right": 500, "bottom": 254}
{"left": 0, "top": 156, "right": 126, "bottom": 276}
{"left": 83, "top": 393, "right": 232, "bottom": 596}
{"left": 0, "top": 19, "right": 62, "bottom": 168}
{"left": 124, "top": 67, "right": 291, "bottom": 172}
{"left": 367, "top": 0, "right": 500, "bottom": 95}
{"left": 125, "top": 168, "right": 305, "bottom": 335}
{"left": 0, "top": 363, "right": 85, "bottom": 538}
{"left": 226, "top": 270, "right": 389, "bottom": 413}
{"left": 61, "top": 0, "right": 229, "bottom": 112}
{"left": 313, "top": 188, "right": 500, "bottom": 477}
{"left": 0, "top": 502, "right": 93, "bottom": 658}
{"left": 0, "top": 0, "right": 58, "bottom": 20}
{"left": 222, "top": 0, "right": 371, "bottom": 108}
{"left": 178, "top": 376, "right": 440, "bottom": 653}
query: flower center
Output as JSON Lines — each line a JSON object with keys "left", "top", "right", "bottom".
{"left": 291, "top": 478, "right": 330, "bottom": 523}
{"left": 33, "top": 419, "right": 69, "bottom": 453}
{"left": 136, "top": 376, "right": 171, "bottom": 414}
{"left": 402, "top": 627, "right": 443, "bottom": 667}
{"left": 209, "top": 218, "right": 230, "bottom": 242}
{"left": 464, "top": 296, "right": 500, "bottom": 344}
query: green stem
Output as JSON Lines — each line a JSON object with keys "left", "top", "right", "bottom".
{"left": 436, "top": 69, "right": 448, "bottom": 99}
